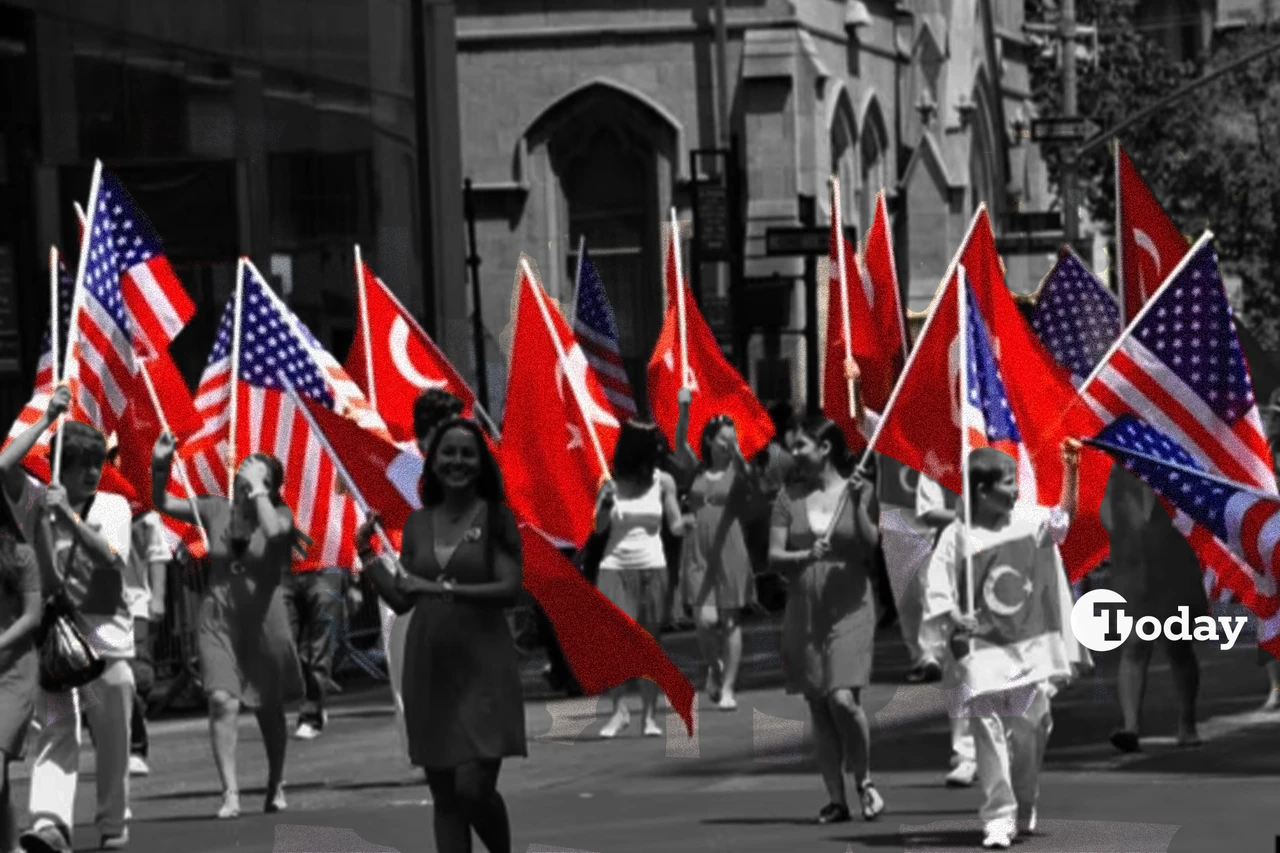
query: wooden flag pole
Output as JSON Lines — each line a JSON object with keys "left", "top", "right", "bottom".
{"left": 670, "top": 208, "right": 690, "bottom": 390}
{"left": 48, "top": 245, "right": 60, "bottom": 396}
{"left": 957, "top": 265, "right": 976, "bottom": 658}
{"left": 832, "top": 177, "right": 857, "bottom": 420}
{"left": 55, "top": 160, "right": 103, "bottom": 484}
{"left": 227, "top": 257, "right": 247, "bottom": 496}
{"left": 138, "top": 361, "right": 210, "bottom": 554}
{"left": 354, "top": 244, "right": 377, "bottom": 410}
{"left": 520, "top": 257, "right": 612, "bottom": 481}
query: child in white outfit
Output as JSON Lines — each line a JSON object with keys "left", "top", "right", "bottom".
{"left": 920, "top": 441, "right": 1088, "bottom": 849}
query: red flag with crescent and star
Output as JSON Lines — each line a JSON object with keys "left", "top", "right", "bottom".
{"left": 1117, "top": 145, "right": 1189, "bottom": 325}
{"left": 345, "top": 258, "right": 477, "bottom": 444}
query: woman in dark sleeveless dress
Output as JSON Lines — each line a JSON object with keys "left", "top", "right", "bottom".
{"left": 770, "top": 415, "right": 884, "bottom": 824}
{"left": 151, "top": 435, "right": 304, "bottom": 819}
{"left": 356, "top": 417, "right": 525, "bottom": 853}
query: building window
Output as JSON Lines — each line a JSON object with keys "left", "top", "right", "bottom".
{"left": 832, "top": 103, "right": 859, "bottom": 232}
{"left": 76, "top": 55, "right": 189, "bottom": 159}
{"left": 268, "top": 150, "right": 374, "bottom": 248}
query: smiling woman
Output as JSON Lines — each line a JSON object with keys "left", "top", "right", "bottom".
{"left": 357, "top": 416, "right": 526, "bottom": 853}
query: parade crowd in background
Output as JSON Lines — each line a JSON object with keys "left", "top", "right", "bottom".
{"left": 0, "top": 145, "right": 1279, "bottom": 853}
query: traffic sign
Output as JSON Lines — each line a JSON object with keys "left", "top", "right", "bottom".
{"left": 765, "top": 226, "right": 855, "bottom": 256}
{"left": 1031, "top": 116, "right": 1100, "bottom": 144}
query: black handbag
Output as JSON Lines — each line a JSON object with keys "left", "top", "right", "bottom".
{"left": 572, "top": 530, "right": 608, "bottom": 587}
{"left": 36, "top": 499, "right": 106, "bottom": 692}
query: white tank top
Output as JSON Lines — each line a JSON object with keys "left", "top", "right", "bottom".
{"left": 598, "top": 476, "right": 666, "bottom": 571}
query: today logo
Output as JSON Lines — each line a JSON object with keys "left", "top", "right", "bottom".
{"left": 1071, "top": 589, "right": 1250, "bottom": 652}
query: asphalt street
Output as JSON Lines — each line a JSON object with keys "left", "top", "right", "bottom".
{"left": 12, "top": 622, "right": 1280, "bottom": 853}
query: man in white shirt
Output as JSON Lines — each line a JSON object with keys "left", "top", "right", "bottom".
{"left": 1, "top": 388, "right": 135, "bottom": 852}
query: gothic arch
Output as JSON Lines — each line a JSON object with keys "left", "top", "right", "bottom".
{"left": 520, "top": 78, "right": 682, "bottom": 417}
{"left": 967, "top": 68, "right": 1003, "bottom": 218}
{"left": 827, "top": 84, "right": 859, "bottom": 232}
{"left": 857, "top": 93, "right": 890, "bottom": 232}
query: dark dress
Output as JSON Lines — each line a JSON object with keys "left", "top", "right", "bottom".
{"left": 680, "top": 465, "right": 760, "bottom": 613}
{"left": 195, "top": 496, "right": 303, "bottom": 708}
{"left": 773, "top": 484, "right": 877, "bottom": 695}
{"left": 0, "top": 539, "right": 39, "bottom": 758}
{"left": 399, "top": 501, "right": 527, "bottom": 770}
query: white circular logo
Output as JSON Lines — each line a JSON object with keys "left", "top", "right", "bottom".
{"left": 1071, "top": 589, "right": 1133, "bottom": 652}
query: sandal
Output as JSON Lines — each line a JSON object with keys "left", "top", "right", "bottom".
{"left": 816, "top": 802, "right": 851, "bottom": 825}
{"left": 217, "top": 790, "right": 241, "bottom": 820}
{"left": 857, "top": 781, "right": 884, "bottom": 820}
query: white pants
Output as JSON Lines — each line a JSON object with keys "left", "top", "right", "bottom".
{"left": 897, "top": 564, "right": 931, "bottom": 666}
{"left": 965, "top": 684, "right": 1053, "bottom": 826}
{"left": 30, "top": 658, "right": 135, "bottom": 839}
{"left": 379, "top": 601, "right": 411, "bottom": 759}
{"left": 951, "top": 716, "right": 976, "bottom": 766}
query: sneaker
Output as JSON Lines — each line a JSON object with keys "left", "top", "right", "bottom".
{"left": 717, "top": 690, "right": 738, "bottom": 712}
{"left": 17, "top": 825, "right": 71, "bottom": 853}
{"left": 128, "top": 754, "right": 150, "bottom": 776}
{"left": 944, "top": 761, "right": 977, "bottom": 787}
{"left": 1018, "top": 807, "right": 1038, "bottom": 836}
{"left": 816, "top": 802, "right": 851, "bottom": 824}
{"left": 294, "top": 722, "right": 321, "bottom": 741}
{"left": 982, "top": 820, "right": 1017, "bottom": 849}
{"left": 101, "top": 828, "right": 130, "bottom": 850}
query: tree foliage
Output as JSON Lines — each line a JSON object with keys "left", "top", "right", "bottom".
{"left": 1027, "top": 1, "right": 1280, "bottom": 354}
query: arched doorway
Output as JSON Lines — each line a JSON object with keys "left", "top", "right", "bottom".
{"left": 831, "top": 93, "right": 859, "bottom": 234}
{"left": 526, "top": 82, "right": 679, "bottom": 418}
{"left": 859, "top": 99, "right": 890, "bottom": 233}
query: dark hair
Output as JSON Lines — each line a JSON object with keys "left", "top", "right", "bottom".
{"left": 796, "top": 415, "right": 852, "bottom": 475}
{"left": 699, "top": 415, "right": 735, "bottom": 466}
{"left": 968, "top": 447, "right": 1016, "bottom": 493}
{"left": 414, "top": 389, "right": 465, "bottom": 443}
{"left": 241, "top": 453, "right": 286, "bottom": 505}
{"left": 420, "top": 417, "right": 504, "bottom": 507}
{"left": 767, "top": 402, "right": 796, "bottom": 439}
{"left": 49, "top": 421, "right": 107, "bottom": 472}
{"left": 611, "top": 421, "right": 662, "bottom": 483}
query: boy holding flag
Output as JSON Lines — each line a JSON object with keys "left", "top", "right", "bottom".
{"left": 920, "top": 439, "right": 1086, "bottom": 850}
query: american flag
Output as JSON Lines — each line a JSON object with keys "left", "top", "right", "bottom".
{"left": 2, "top": 250, "right": 74, "bottom": 459}
{"left": 1089, "top": 415, "right": 1280, "bottom": 651}
{"left": 64, "top": 170, "right": 151, "bottom": 439}
{"left": 73, "top": 171, "right": 194, "bottom": 356}
{"left": 572, "top": 247, "right": 636, "bottom": 419}
{"left": 1080, "top": 235, "right": 1278, "bottom": 605}
{"left": 1026, "top": 249, "right": 1120, "bottom": 386}
{"left": 183, "top": 260, "right": 393, "bottom": 568}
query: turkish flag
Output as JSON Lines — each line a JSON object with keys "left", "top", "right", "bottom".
{"left": 520, "top": 525, "right": 695, "bottom": 735}
{"left": 648, "top": 233, "right": 773, "bottom": 462}
{"left": 823, "top": 187, "right": 906, "bottom": 450}
{"left": 960, "top": 210, "right": 1110, "bottom": 580}
{"left": 498, "top": 259, "right": 619, "bottom": 548}
{"left": 115, "top": 352, "right": 202, "bottom": 513}
{"left": 346, "top": 260, "right": 477, "bottom": 444}
{"left": 1117, "top": 146, "right": 1189, "bottom": 324}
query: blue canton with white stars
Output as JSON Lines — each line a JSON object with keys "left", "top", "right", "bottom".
{"left": 964, "top": 278, "right": 1021, "bottom": 444}
{"left": 1130, "top": 241, "right": 1255, "bottom": 424}
{"left": 40, "top": 259, "right": 75, "bottom": 358}
{"left": 574, "top": 252, "right": 623, "bottom": 347}
{"left": 85, "top": 172, "right": 164, "bottom": 339}
{"left": 1095, "top": 415, "right": 1238, "bottom": 544}
{"left": 1028, "top": 251, "right": 1120, "bottom": 382}
{"left": 207, "top": 267, "right": 335, "bottom": 408}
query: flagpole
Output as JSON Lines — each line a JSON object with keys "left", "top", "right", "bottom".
{"left": 1114, "top": 140, "right": 1125, "bottom": 322}
{"left": 227, "top": 257, "right": 247, "bottom": 496}
{"left": 855, "top": 205, "right": 988, "bottom": 477}
{"left": 520, "top": 257, "right": 612, "bottom": 480}
{"left": 831, "top": 177, "right": 857, "bottom": 420}
{"left": 54, "top": 160, "right": 103, "bottom": 484}
{"left": 354, "top": 244, "right": 377, "bottom": 410}
{"left": 138, "top": 360, "right": 210, "bottom": 553}
{"left": 568, "top": 235, "right": 585, "bottom": 330}
{"left": 958, "top": 264, "right": 976, "bottom": 647}
{"left": 670, "top": 208, "right": 690, "bottom": 390}
{"left": 49, "top": 245, "right": 60, "bottom": 394}
{"left": 280, "top": 377, "right": 394, "bottom": 557}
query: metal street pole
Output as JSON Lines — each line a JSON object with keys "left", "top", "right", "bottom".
{"left": 715, "top": 0, "right": 730, "bottom": 147}
{"left": 1061, "top": 0, "right": 1080, "bottom": 245}
{"left": 463, "top": 178, "right": 490, "bottom": 411}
